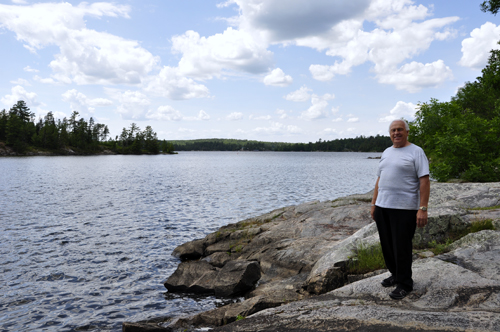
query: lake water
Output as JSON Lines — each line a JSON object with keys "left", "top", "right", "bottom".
{"left": 0, "top": 151, "right": 380, "bottom": 331}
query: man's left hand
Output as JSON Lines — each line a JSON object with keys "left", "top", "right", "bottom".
{"left": 417, "top": 210, "right": 428, "bottom": 228}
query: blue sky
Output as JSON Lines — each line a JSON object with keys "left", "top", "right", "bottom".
{"left": 0, "top": 0, "right": 498, "bottom": 142}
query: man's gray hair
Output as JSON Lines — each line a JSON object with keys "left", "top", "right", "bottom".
{"left": 389, "top": 119, "right": 409, "bottom": 132}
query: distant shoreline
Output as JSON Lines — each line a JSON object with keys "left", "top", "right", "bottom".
{"left": 0, "top": 143, "right": 177, "bottom": 157}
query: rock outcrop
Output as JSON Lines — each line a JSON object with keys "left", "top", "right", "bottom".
{"left": 0, "top": 142, "right": 116, "bottom": 156}
{"left": 124, "top": 182, "right": 500, "bottom": 332}
{"left": 214, "top": 231, "right": 500, "bottom": 332}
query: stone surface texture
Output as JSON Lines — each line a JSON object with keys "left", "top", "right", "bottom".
{"left": 124, "top": 182, "right": 500, "bottom": 332}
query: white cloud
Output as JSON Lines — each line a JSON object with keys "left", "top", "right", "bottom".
{"left": 332, "top": 117, "right": 343, "bottom": 122}
{"left": 347, "top": 117, "right": 359, "bottom": 122}
{"left": 1, "top": 85, "right": 40, "bottom": 107}
{"left": 178, "top": 127, "right": 196, "bottom": 133}
{"left": 322, "top": 93, "right": 335, "bottom": 101}
{"left": 303, "top": 1, "right": 459, "bottom": 92}
{"left": 10, "top": 78, "right": 30, "bottom": 86}
{"left": 226, "top": 112, "right": 244, "bottom": 120}
{"left": 459, "top": 22, "right": 500, "bottom": 70}
{"left": 23, "top": 66, "right": 38, "bottom": 72}
{"left": 12, "top": 0, "right": 28, "bottom": 4}
{"left": 197, "top": 110, "right": 211, "bottom": 121}
{"left": 323, "top": 128, "right": 338, "bottom": 134}
{"left": 284, "top": 85, "right": 312, "bottom": 102}
{"left": 62, "top": 89, "right": 112, "bottom": 115}
{"left": 49, "top": 29, "right": 158, "bottom": 85}
{"left": 249, "top": 114, "right": 272, "bottom": 120}
{"left": 110, "top": 90, "right": 151, "bottom": 120}
{"left": 216, "top": 1, "right": 234, "bottom": 9}
{"left": 253, "top": 122, "right": 302, "bottom": 135}
{"left": 309, "top": 64, "right": 340, "bottom": 81}
{"left": 299, "top": 94, "right": 335, "bottom": 120}
{"left": 379, "top": 100, "right": 418, "bottom": 123}
{"left": 143, "top": 66, "right": 210, "bottom": 100}
{"left": 377, "top": 60, "right": 453, "bottom": 92}
{"left": 33, "top": 75, "right": 58, "bottom": 84}
{"left": 263, "top": 68, "right": 293, "bottom": 86}
{"left": 276, "top": 109, "right": 288, "bottom": 119}
{"left": 183, "top": 110, "right": 211, "bottom": 121}
{"left": 146, "top": 105, "right": 183, "bottom": 121}
{"left": 0, "top": 2, "right": 158, "bottom": 85}
{"left": 172, "top": 28, "right": 273, "bottom": 79}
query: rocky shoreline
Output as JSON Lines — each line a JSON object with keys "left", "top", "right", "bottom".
{"left": 0, "top": 142, "right": 116, "bottom": 156}
{"left": 124, "top": 182, "right": 500, "bottom": 332}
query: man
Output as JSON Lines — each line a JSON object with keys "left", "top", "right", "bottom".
{"left": 370, "top": 119, "right": 430, "bottom": 300}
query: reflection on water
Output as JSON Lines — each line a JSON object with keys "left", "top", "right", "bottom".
{"left": 0, "top": 152, "right": 380, "bottom": 331}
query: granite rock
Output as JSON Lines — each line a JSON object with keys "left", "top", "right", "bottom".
{"left": 124, "top": 182, "right": 500, "bottom": 332}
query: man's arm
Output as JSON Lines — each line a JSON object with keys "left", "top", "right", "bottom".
{"left": 371, "top": 177, "right": 380, "bottom": 220}
{"left": 417, "top": 175, "right": 430, "bottom": 228}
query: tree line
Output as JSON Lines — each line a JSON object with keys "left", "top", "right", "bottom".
{"left": 171, "top": 135, "right": 392, "bottom": 152}
{"left": 0, "top": 100, "right": 174, "bottom": 155}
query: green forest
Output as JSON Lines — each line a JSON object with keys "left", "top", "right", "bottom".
{"left": 0, "top": 101, "right": 174, "bottom": 155}
{"left": 171, "top": 136, "right": 391, "bottom": 152}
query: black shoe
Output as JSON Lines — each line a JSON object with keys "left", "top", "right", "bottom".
{"left": 381, "top": 276, "right": 396, "bottom": 288}
{"left": 389, "top": 286, "right": 411, "bottom": 300}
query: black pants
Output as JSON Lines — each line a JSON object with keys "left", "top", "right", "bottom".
{"left": 374, "top": 206, "right": 417, "bottom": 291}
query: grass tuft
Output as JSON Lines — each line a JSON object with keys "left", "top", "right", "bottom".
{"left": 347, "top": 243, "right": 386, "bottom": 275}
{"left": 468, "top": 205, "right": 500, "bottom": 211}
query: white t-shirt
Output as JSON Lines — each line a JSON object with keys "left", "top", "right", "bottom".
{"left": 375, "top": 143, "right": 429, "bottom": 210}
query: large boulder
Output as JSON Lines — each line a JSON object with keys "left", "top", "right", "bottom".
{"left": 164, "top": 260, "right": 261, "bottom": 297}
{"left": 213, "top": 260, "right": 261, "bottom": 297}
{"left": 164, "top": 260, "right": 218, "bottom": 294}
{"left": 412, "top": 207, "right": 466, "bottom": 246}
{"left": 172, "top": 239, "right": 205, "bottom": 260}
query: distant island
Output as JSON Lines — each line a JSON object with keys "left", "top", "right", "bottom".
{"left": 170, "top": 136, "right": 391, "bottom": 152}
{"left": 0, "top": 101, "right": 175, "bottom": 156}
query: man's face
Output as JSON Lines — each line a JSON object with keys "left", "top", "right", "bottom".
{"left": 389, "top": 121, "right": 409, "bottom": 148}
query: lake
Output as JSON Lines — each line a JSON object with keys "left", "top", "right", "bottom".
{"left": 0, "top": 151, "right": 380, "bottom": 331}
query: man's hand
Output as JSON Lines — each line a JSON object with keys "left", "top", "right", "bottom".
{"left": 371, "top": 205, "right": 376, "bottom": 220}
{"left": 416, "top": 209, "right": 428, "bottom": 228}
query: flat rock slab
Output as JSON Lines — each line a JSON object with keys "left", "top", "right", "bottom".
{"left": 214, "top": 302, "right": 500, "bottom": 332}
{"left": 213, "top": 232, "right": 500, "bottom": 332}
